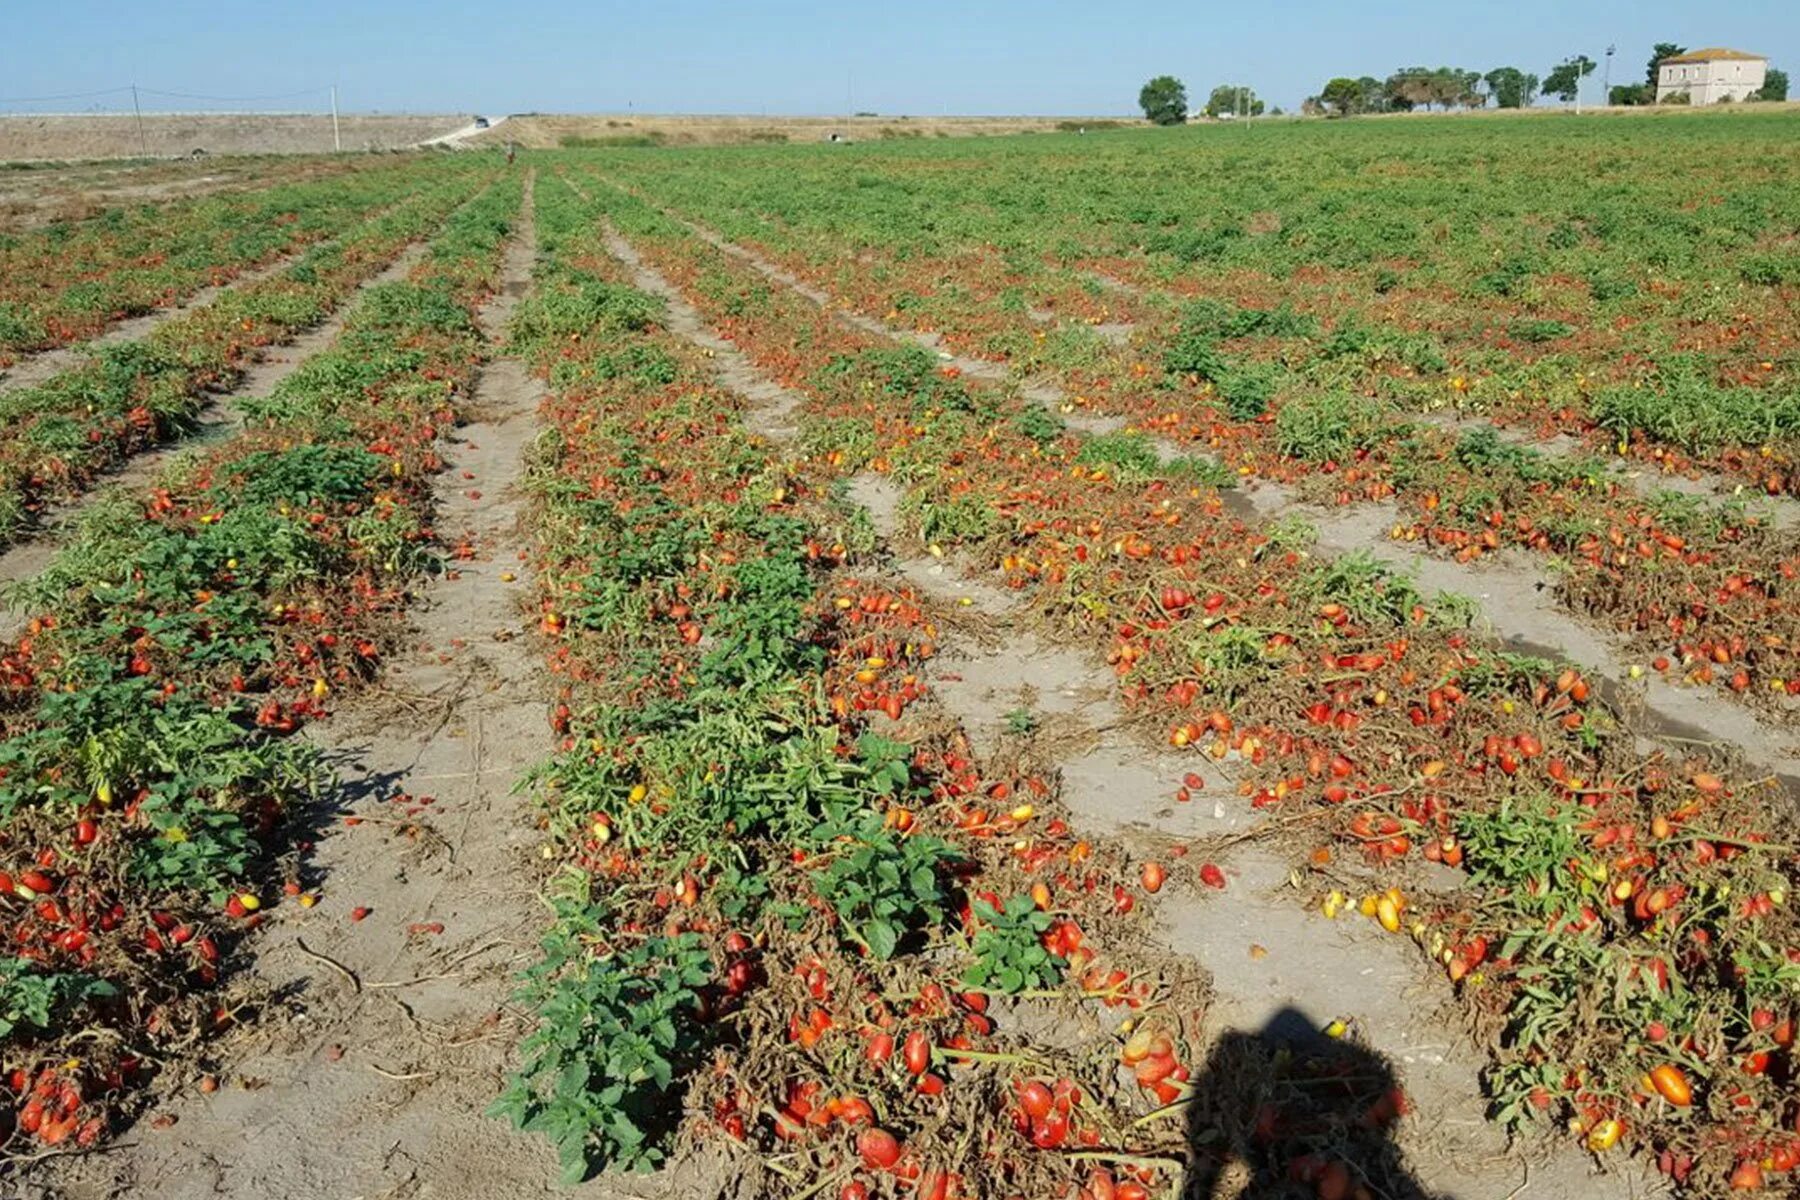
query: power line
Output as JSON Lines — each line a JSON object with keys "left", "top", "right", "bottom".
{"left": 137, "top": 86, "right": 329, "bottom": 103}
{"left": 0, "top": 86, "right": 133, "bottom": 104}
{"left": 0, "top": 84, "right": 329, "bottom": 107}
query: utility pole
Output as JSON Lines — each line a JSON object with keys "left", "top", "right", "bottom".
{"left": 1603, "top": 45, "right": 1616, "bottom": 105}
{"left": 130, "top": 83, "right": 147, "bottom": 157}
{"left": 330, "top": 85, "right": 341, "bottom": 152}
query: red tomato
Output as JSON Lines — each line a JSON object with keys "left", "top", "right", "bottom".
{"left": 1032, "top": 1108, "right": 1069, "bottom": 1148}
{"left": 857, "top": 1128, "right": 901, "bottom": 1170}
{"left": 903, "top": 1030, "right": 931, "bottom": 1075}
{"left": 1018, "top": 1080, "right": 1054, "bottom": 1120}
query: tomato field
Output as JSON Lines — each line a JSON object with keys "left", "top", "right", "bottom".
{"left": 2, "top": 107, "right": 1799, "bottom": 1199}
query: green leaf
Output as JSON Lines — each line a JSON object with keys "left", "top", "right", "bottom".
{"left": 865, "top": 920, "right": 898, "bottom": 961}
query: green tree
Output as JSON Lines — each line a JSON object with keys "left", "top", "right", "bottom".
{"left": 1756, "top": 67, "right": 1789, "bottom": 102}
{"left": 1139, "top": 75, "right": 1189, "bottom": 126}
{"left": 1544, "top": 55, "right": 1596, "bottom": 103}
{"left": 1320, "top": 77, "right": 1362, "bottom": 116}
{"left": 1647, "top": 43, "right": 1686, "bottom": 89}
{"left": 1610, "top": 84, "right": 1652, "bottom": 106}
{"left": 1385, "top": 66, "right": 1484, "bottom": 110}
{"left": 1484, "top": 67, "right": 1539, "bottom": 109}
{"left": 1204, "top": 84, "right": 1265, "bottom": 118}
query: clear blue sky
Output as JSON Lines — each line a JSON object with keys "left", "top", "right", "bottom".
{"left": 2, "top": 0, "right": 1793, "bottom": 116}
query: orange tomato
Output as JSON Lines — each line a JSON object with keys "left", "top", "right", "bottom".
{"left": 1649, "top": 1064, "right": 1692, "bottom": 1107}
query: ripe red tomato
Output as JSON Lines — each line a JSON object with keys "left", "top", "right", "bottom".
{"left": 1032, "top": 1108, "right": 1069, "bottom": 1148}
{"left": 902, "top": 1030, "right": 931, "bottom": 1076}
{"left": 857, "top": 1128, "right": 901, "bottom": 1170}
{"left": 1018, "top": 1080, "right": 1053, "bottom": 1120}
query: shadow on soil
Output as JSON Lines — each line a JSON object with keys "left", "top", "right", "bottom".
{"left": 1183, "top": 1007, "right": 1439, "bottom": 1200}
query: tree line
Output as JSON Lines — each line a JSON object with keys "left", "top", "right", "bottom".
{"left": 1137, "top": 43, "right": 1787, "bottom": 125}
{"left": 1306, "top": 45, "right": 1786, "bottom": 115}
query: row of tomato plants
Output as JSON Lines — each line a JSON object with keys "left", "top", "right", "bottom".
{"left": 578, "top": 170, "right": 1800, "bottom": 1196}
{"left": 0, "top": 171, "right": 521, "bottom": 1156}
{"left": 0, "top": 155, "right": 427, "bottom": 365}
{"left": 492, "top": 173, "right": 1348, "bottom": 1199}
{"left": 0, "top": 160, "right": 496, "bottom": 549}
{"left": 604, "top": 201, "right": 1800, "bottom": 726}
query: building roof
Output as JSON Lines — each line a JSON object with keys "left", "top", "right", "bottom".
{"left": 1661, "top": 47, "right": 1766, "bottom": 65}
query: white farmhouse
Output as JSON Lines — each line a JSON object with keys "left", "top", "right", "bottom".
{"left": 1656, "top": 48, "right": 1768, "bottom": 105}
